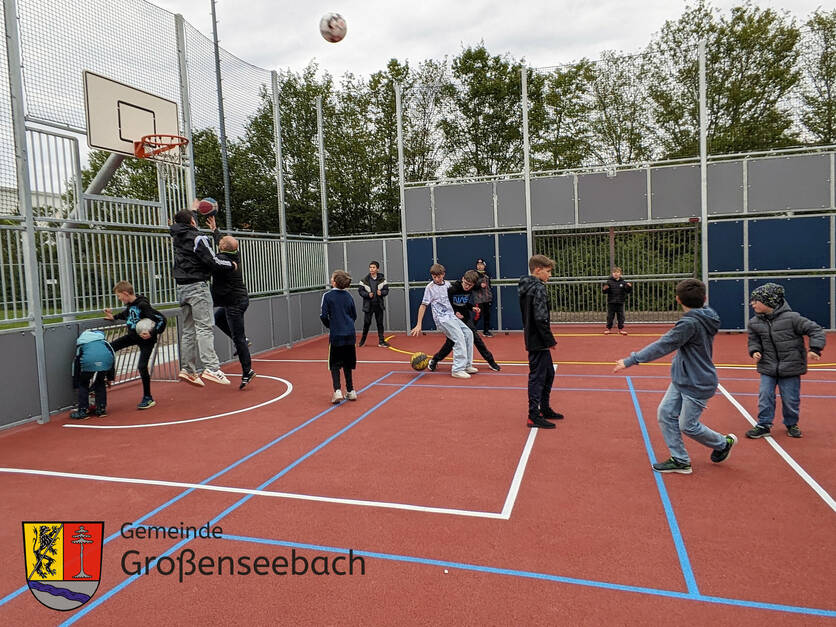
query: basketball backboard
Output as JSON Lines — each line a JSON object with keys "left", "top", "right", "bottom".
{"left": 83, "top": 71, "right": 181, "bottom": 163}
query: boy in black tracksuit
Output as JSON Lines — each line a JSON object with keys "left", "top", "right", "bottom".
{"left": 519, "top": 255, "right": 561, "bottom": 429}
{"left": 358, "top": 261, "right": 389, "bottom": 347}
{"left": 104, "top": 281, "right": 167, "bottom": 409}
{"left": 429, "top": 270, "right": 501, "bottom": 372}
{"left": 211, "top": 224, "right": 255, "bottom": 389}
{"left": 603, "top": 266, "right": 632, "bottom": 334}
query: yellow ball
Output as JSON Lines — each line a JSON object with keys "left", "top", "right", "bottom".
{"left": 410, "top": 352, "right": 430, "bottom": 371}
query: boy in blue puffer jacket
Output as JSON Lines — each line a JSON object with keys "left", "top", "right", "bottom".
{"left": 614, "top": 279, "right": 737, "bottom": 475}
{"left": 71, "top": 329, "right": 116, "bottom": 420}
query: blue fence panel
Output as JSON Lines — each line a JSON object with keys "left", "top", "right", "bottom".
{"left": 749, "top": 217, "right": 830, "bottom": 271}
{"left": 748, "top": 277, "right": 830, "bottom": 328}
{"left": 435, "top": 234, "right": 495, "bottom": 281}
{"left": 499, "top": 285, "right": 522, "bottom": 330}
{"left": 498, "top": 233, "right": 529, "bottom": 280}
{"left": 708, "top": 221, "right": 743, "bottom": 272}
{"left": 407, "top": 238, "right": 434, "bottom": 282}
{"left": 708, "top": 280, "right": 745, "bottom": 330}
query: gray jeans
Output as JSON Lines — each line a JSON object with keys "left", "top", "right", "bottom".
{"left": 177, "top": 281, "right": 219, "bottom": 373}
{"left": 657, "top": 383, "right": 726, "bottom": 463}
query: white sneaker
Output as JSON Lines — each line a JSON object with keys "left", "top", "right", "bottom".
{"left": 451, "top": 371, "right": 471, "bottom": 379}
{"left": 178, "top": 370, "right": 205, "bottom": 387}
{"left": 202, "top": 369, "right": 231, "bottom": 385}
{"left": 331, "top": 389, "right": 344, "bottom": 403}
{"left": 346, "top": 390, "right": 357, "bottom": 401}
{"left": 465, "top": 366, "right": 479, "bottom": 374}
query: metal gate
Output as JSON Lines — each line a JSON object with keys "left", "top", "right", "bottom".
{"left": 535, "top": 222, "right": 700, "bottom": 323}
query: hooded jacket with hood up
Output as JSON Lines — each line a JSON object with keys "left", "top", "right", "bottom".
{"left": 518, "top": 274, "right": 556, "bottom": 352}
{"left": 623, "top": 307, "right": 721, "bottom": 399}
{"left": 747, "top": 300, "right": 825, "bottom": 378}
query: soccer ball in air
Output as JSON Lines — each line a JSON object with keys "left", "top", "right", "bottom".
{"left": 319, "top": 13, "right": 347, "bottom": 43}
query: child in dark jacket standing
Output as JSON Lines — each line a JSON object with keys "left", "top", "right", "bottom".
{"left": 519, "top": 255, "right": 561, "bottom": 429}
{"left": 358, "top": 261, "right": 389, "bottom": 347}
{"left": 473, "top": 258, "right": 494, "bottom": 337}
{"left": 746, "top": 283, "right": 825, "bottom": 439}
{"left": 71, "top": 330, "right": 116, "bottom": 420}
{"left": 321, "top": 270, "right": 358, "bottom": 403}
{"left": 603, "top": 266, "right": 632, "bottom": 335}
{"left": 614, "top": 279, "right": 736, "bottom": 474}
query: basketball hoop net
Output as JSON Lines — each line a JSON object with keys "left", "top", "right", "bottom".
{"left": 133, "top": 134, "right": 189, "bottom": 164}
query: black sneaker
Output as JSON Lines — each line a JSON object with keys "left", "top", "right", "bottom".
{"left": 358, "top": 337, "right": 366, "bottom": 347}
{"left": 541, "top": 408, "right": 564, "bottom": 420}
{"left": 711, "top": 434, "right": 737, "bottom": 463}
{"left": 786, "top": 424, "right": 802, "bottom": 438}
{"left": 137, "top": 397, "right": 155, "bottom": 410}
{"left": 652, "top": 457, "right": 692, "bottom": 474}
{"left": 527, "top": 415, "right": 556, "bottom": 429}
{"left": 378, "top": 340, "right": 390, "bottom": 348}
{"left": 488, "top": 360, "right": 501, "bottom": 371}
{"left": 483, "top": 330, "right": 494, "bottom": 337}
{"left": 94, "top": 406, "right": 107, "bottom": 417}
{"left": 427, "top": 358, "right": 437, "bottom": 372}
{"left": 240, "top": 370, "right": 256, "bottom": 390}
{"left": 746, "top": 424, "right": 771, "bottom": 439}
{"left": 70, "top": 408, "right": 90, "bottom": 420}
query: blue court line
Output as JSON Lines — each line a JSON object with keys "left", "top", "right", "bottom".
{"left": 0, "top": 370, "right": 396, "bottom": 609}
{"left": 56, "top": 372, "right": 426, "bottom": 626}
{"left": 626, "top": 376, "right": 700, "bottom": 596}
{"left": 217, "top": 534, "right": 836, "bottom": 618}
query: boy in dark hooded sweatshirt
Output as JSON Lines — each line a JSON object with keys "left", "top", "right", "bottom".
{"left": 519, "top": 255, "right": 561, "bottom": 429}
{"left": 746, "top": 283, "right": 825, "bottom": 439}
{"left": 614, "top": 279, "right": 737, "bottom": 474}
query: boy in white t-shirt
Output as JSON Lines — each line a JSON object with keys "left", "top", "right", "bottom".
{"left": 410, "top": 263, "right": 476, "bottom": 379}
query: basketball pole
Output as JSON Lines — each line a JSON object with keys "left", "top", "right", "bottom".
{"left": 699, "top": 40, "right": 709, "bottom": 294}
{"left": 210, "top": 0, "right": 233, "bottom": 229}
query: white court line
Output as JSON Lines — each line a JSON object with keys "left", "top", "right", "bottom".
{"left": 717, "top": 384, "right": 836, "bottom": 514}
{"left": 0, "top": 468, "right": 506, "bottom": 519}
{"left": 501, "top": 427, "right": 537, "bottom": 518}
{"left": 64, "top": 375, "right": 292, "bottom": 430}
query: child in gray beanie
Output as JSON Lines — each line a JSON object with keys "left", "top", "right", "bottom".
{"left": 747, "top": 283, "right": 826, "bottom": 439}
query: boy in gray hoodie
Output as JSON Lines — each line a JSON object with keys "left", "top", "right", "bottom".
{"left": 614, "top": 279, "right": 736, "bottom": 474}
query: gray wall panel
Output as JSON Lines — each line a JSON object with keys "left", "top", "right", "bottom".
{"left": 301, "top": 290, "right": 326, "bottom": 339}
{"left": 327, "top": 242, "right": 345, "bottom": 271}
{"left": 748, "top": 154, "right": 831, "bottom": 212}
{"left": 578, "top": 170, "right": 647, "bottom": 223}
{"left": 496, "top": 179, "right": 526, "bottom": 227}
{"left": 405, "top": 187, "right": 432, "bottom": 233}
{"left": 346, "top": 240, "right": 384, "bottom": 280}
{"left": 386, "top": 287, "right": 406, "bottom": 331}
{"left": 383, "top": 239, "right": 404, "bottom": 282}
{"left": 434, "top": 183, "right": 494, "bottom": 231}
{"left": 214, "top": 326, "right": 233, "bottom": 364}
{"left": 44, "top": 324, "right": 82, "bottom": 411}
{"left": 243, "top": 298, "right": 272, "bottom": 356}
{"left": 289, "top": 294, "right": 303, "bottom": 342}
{"left": 271, "top": 296, "right": 291, "bottom": 347}
{"left": 708, "top": 161, "right": 743, "bottom": 214}
{"left": 0, "top": 330, "right": 41, "bottom": 426}
{"left": 531, "top": 176, "right": 574, "bottom": 226}
{"left": 351, "top": 290, "right": 365, "bottom": 331}
{"left": 651, "top": 165, "right": 700, "bottom": 219}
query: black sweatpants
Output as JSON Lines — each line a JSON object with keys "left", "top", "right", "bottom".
{"left": 528, "top": 349, "right": 555, "bottom": 419}
{"left": 77, "top": 371, "right": 107, "bottom": 410}
{"left": 606, "top": 303, "right": 625, "bottom": 329}
{"left": 110, "top": 333, "right": 157, "bottom": 397}
{"left": 433, "top": 317, "right": 494, "bottom": 364}
{"left": 477, "top": 300, "right": 493, "bottom": 332}
{"left": 214, "top": 297, "right": 251, "bottom": 374}
{"left": 362, "top": 306, "right": 385, "bottom": 342}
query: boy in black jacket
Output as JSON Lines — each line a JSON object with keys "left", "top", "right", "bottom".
{"left": 428, "top": 270, "right": 500, "bottom": 372}
{"left": 519, "top": 255, "right": 560, "bottom": 429}
{"left": 209, "top": 216, "right": 255, "bottom": 389}
{"left": 104, "top": 281, "right": 167, "bottom": 409}
{"left": 746, "top": 283, "right": 825, "bottom": 439}
{"left": 603, "top": 266, "right": 632, "bottom": 335}
{"left": 358, "top": 261, "right": 389, "bottom": 347}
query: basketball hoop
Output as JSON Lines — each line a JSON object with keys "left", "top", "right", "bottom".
{"left": 133, "top": 134, "right": 189, "bottom": 163}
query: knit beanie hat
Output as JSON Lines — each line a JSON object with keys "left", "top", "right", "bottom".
{"left": 750, "top": 283, "right": 784, "bottom": 309}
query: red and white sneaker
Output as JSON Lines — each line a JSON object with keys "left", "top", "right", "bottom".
{"left": 619, "top": 329, "right": 628, "bottom": 336}
{"left": 178, "top": 370, "right": 205, "bottom": 387}
{"left": 603, "top": 329, "right": 611, "bottom": 335}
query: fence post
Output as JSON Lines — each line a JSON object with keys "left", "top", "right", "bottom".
{"left": 272, "top": 71, "right": 294, "bottom": 346}
{"left": 316, "top": 95, "right": 330, "bottom": 287}
{"left": 521, "top": 66, "right": 533, "bottom": 259}
{"left": 175, "top": 14, "right": 197, "bottom": 204}
{"left": 395, "top": 82, "right": 410, "bottom": 331}
{"left": 210, "top": 0, "right": 233, "bottom": 229}
{"left": 4, "top": 0, "right": 51, "bottom": 424}
{"left": 698, "top": 40, "right": 709, "bottom": 292}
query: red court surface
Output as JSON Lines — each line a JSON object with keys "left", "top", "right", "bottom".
{"left": 1, "top": 325, "right": 835, "bottom": 624}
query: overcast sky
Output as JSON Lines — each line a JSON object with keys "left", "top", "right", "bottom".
{"left": 150, "top": 0, "right": 828, "bottom": 77}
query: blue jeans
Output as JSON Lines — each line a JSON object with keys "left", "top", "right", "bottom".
{"left": 436, "top": 317, "right": 473, "bottom": 373}
{"left": 657, "top": 383, "right": 726, "bottom": 463}
{"left": 757, "top": 375, "right": 800, "bottom": 427}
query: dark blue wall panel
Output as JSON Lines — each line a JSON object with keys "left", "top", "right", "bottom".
{"left": 499, "top": 285, "right": 522, "bottom": 330}
{"left": 435, "top": 234, "right": 494, "bottom": 281}
{"left": 708, "top": 280, "right": 745, "bottom": 330}
{"left": 409, "top": 286, "right": 437, "bottom": 331}
{"left": 749, "top": 217, "right": 830, "bottom": 271}
{"left": 748, "top": 277, "right": 830, "bottom": 328}
{"left": 407, "top": 238, "right": 434, "bottom": 282}
{"left": 499, "top": 233, "right": 529, "bottom": 280}
{"left": 708, "top": 220, "right": 743, "bottom": 272}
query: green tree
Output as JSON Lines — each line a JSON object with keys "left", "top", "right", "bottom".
{"left": 800, "top": 9, "right": 836, "bottom": 144}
